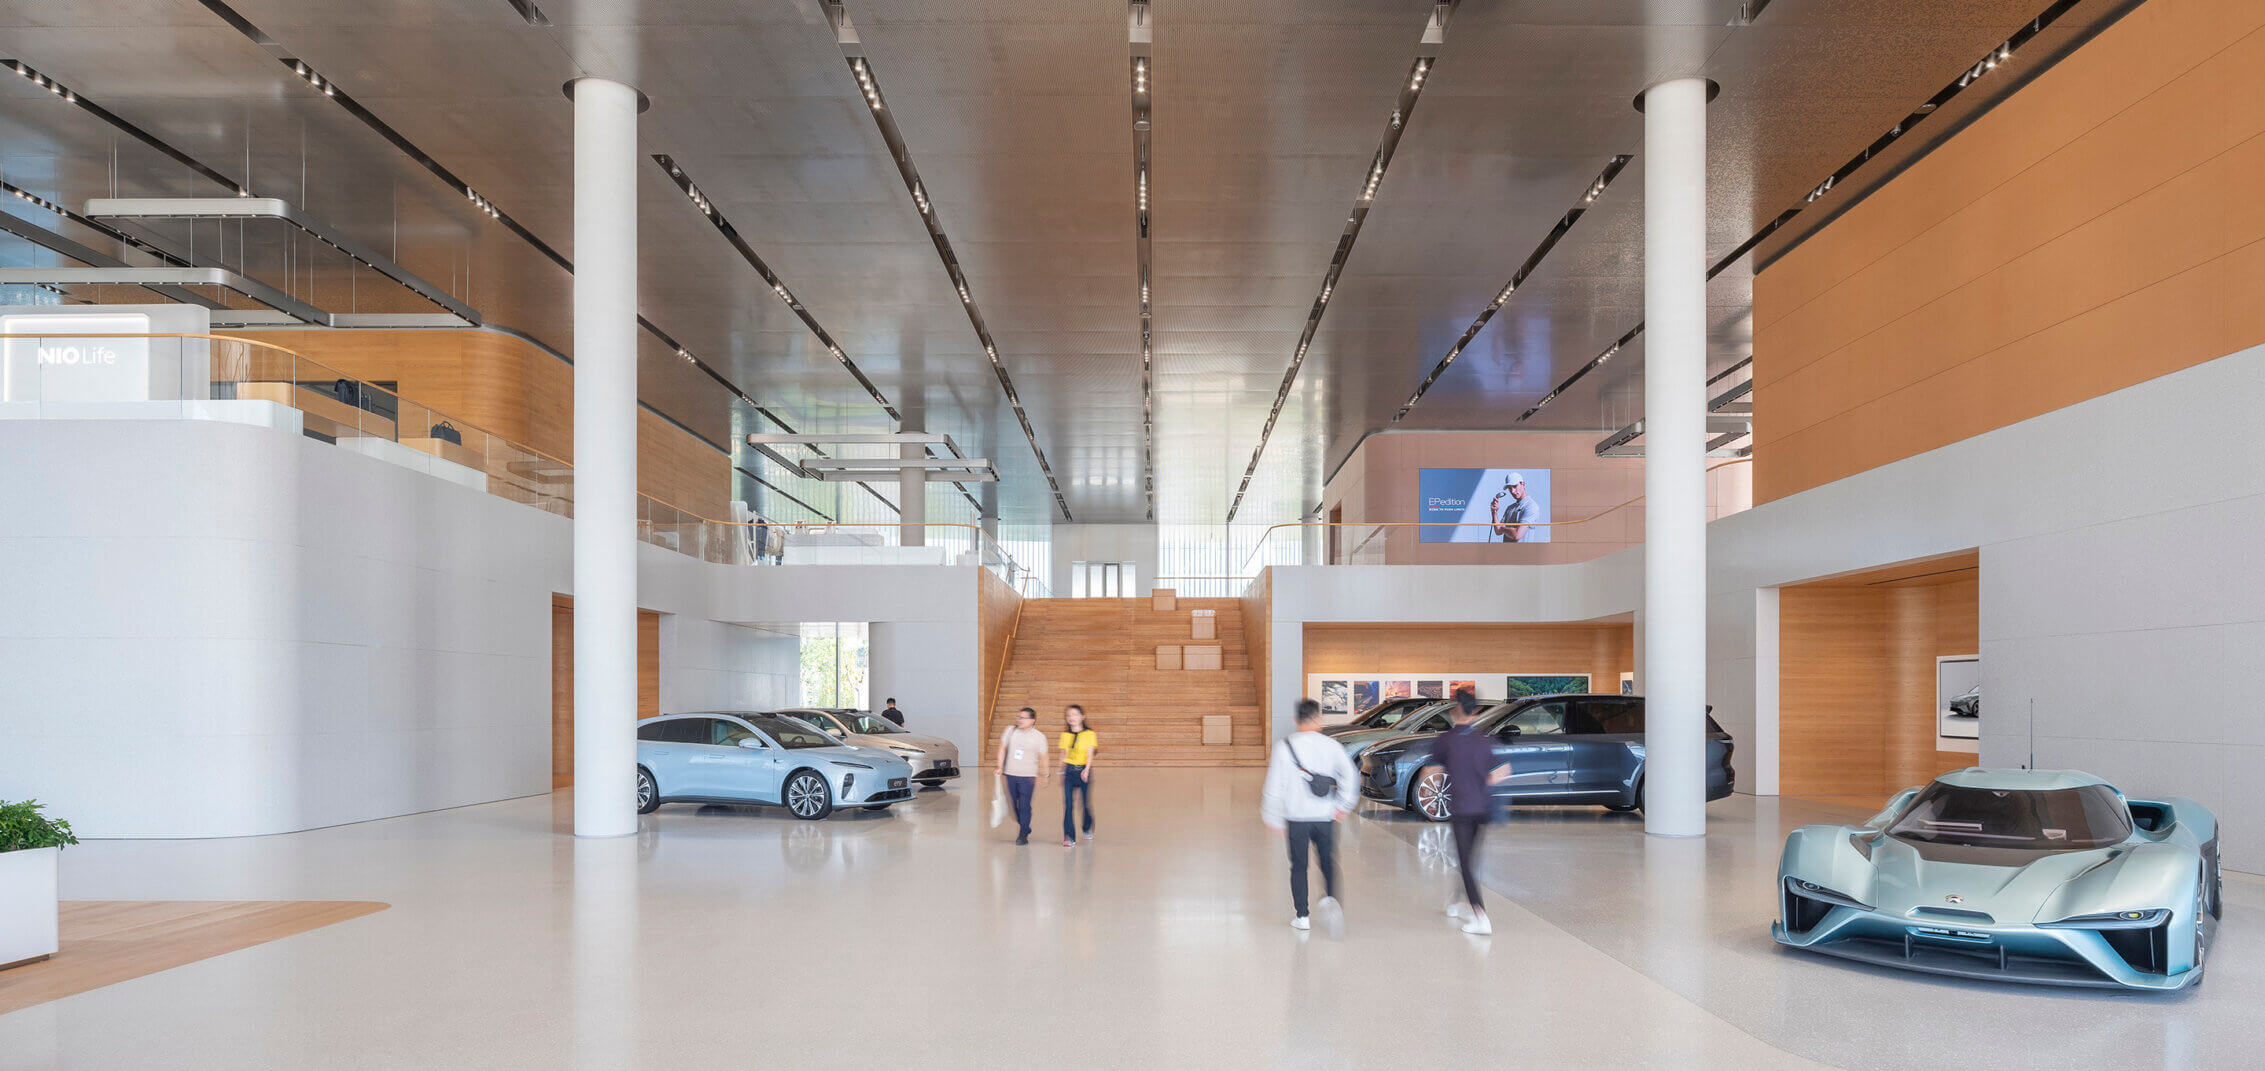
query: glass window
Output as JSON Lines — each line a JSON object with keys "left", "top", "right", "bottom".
{"left": 657, "top": 718, "right": 710, "bottom": 745}
{"left": 1416, "top": 711, "right": 1454, "bottom": 732}
{"left": 1499, "top": 702, "right": 1566, "bottom": 736}
{"left": 1588, "top": 699, "right": 1644, "bottom": 735}
{"left": 748, "top": 715, "right": 836, "bottom": 750}
{"left": 1888, "top": 783, "right": 2133, "bottom": 850}
{"left": 712, "top": 719, "right": 762, "bottom": 748}
{"left": 636, "top": 720, "right": 670, "bottom": 742}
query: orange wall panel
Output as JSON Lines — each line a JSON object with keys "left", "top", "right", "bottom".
{"left": 1754, "top": 0, "right": 2265, "bottom": 502}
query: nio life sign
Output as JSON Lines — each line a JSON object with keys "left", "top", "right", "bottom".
{"left": 34, "top": 343, "right": 124, "bottom": 366}
{"left": 0, "top": 312, "right": 152, "bottom": 402}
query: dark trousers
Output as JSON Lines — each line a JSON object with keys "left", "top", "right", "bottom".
{"left": 1450, "top": 815, "right": 1488, "bottom": 911}
{"left": 1286, "top": 820, "right": 1338, "bottom": 917}
{"left": 1005, "top": 775, "right": 1035, "bottom": 837}
{"left": 1062, "top": 764, "right": 1094, "bottom": 840}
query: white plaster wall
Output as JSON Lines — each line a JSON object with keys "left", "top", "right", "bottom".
{"left": 0, "top": 418, "right": 996, "bottom": 839}
{"left": 869, "top": 620, "right": 984, "bottom": 762}
{"left": 658, "top": 618, "right": 799, "bottom": 714}
{"left": 1264, "top": 344, "right": 2265, "bottom": 869}
{"left": 0, "top": 418, "right": 568, "bottom": 838}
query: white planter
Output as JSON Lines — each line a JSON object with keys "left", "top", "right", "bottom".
{"left": 0, "top": 845, "right": 60, "bottom": 969}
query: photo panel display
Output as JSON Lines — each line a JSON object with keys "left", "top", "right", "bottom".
{"left": 1353, "top": 680, "right": 1380, "bottom": 712}
{"left": 1321, "top": 680, "right": 1350, "bottom": 715}
{"left": 1418, "top": 468, "right": 1553, "bottom": 543}
{"left": 1505, "top": 674, "right": 1590, "bottom": 697}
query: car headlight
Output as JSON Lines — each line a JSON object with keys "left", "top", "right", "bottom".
{"left": 830, "top": 760, "right": 874, "bottom": 770}
{"left": 1786, "top": 877, "right": 1870, "bottom": 910}
{"left": 888, "top": 746, "right": 923, "bottom": 757}
{"left": 2041, "top": 909, "right": 2169, "bottom": 929}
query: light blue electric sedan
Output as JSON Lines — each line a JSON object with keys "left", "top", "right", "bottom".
{"left": 635, "top": 712, "right": 915, "bottom": 820}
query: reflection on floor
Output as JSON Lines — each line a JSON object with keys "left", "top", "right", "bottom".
{"left": 0, "top": 771, "right": 2252, "bottom": 1069}
{"left": 0, "top": 900, "right": 388, "bottom": 1015}
{"left": 1784, "top": 793, "right": 1892, "bottom": 813}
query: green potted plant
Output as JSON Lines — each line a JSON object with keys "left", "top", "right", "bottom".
{"left": 2, "top": 799, "right": 76, "bottom": 969}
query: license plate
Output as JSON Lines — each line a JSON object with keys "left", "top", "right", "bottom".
{"left": 1911, "top": 926, "right": 1990, "bottom": 942}
{"left": 889, "top": 778, "right": 908, "bottom": 790}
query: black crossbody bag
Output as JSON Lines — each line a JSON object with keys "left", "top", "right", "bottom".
{"left": 1284, "top": 738, "right": 1338, "bottom": 798}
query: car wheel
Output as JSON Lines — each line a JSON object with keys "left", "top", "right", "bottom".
{"left": 784, "top": 770, "right": 834, "bottom": 820}
{"left": 2210, "top": 856, "right": 2225, "bottom": 920}
{"left": 1411, "top": 770, "right": 1451, "bottom": 822}
{"left": 636, "top": 766, "right": 661, "bottom": 814}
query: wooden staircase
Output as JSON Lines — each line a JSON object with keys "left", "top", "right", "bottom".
{"left": 983, "top": 597, "right": 1269, "bottom": 767}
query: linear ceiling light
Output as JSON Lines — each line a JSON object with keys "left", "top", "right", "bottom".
{"left": 1130, "top": 1, "right": 1155, "bottom": 519}
{"left": 1390, "top": 155, "right": 1630, "bottom": 423}
{"left": 1224, "top": 2, "right": 1455, "bottom": 522}
{"left": 1515, "top": 0, "right": 2079, "bottom": 423}
{"left": 654, "top": 154, "right": 986, "bottom": 514}
{"left": 824, "top": 0, "right": 1072, "bottom": 521}
{"left": 2, "top": 59, "right": 249, "bottom": 196}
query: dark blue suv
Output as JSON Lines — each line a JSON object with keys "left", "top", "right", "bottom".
{"left": 1356, "top": 694, "right": 1734, "bottom": 820}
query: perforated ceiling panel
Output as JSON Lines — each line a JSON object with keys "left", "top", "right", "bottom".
{"left": 0, "top": 0, "right": 2134, "bottom": 523}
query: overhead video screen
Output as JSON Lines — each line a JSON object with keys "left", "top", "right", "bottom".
{"left": 1418, "top": 468, "right": 1552, "bottom": 543}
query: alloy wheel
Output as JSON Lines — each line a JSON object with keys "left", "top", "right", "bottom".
{"left": 2195, "top": 865, "right": 2209, "bottom": 969}
{"left": 787, "top": 774, "right": 826, "bottom": 818}
{"left": 1415, "top": 771, "right": 1451, "bottom": 821}
{"left": 636, "top": 770, "right": 655, "bottom": 810}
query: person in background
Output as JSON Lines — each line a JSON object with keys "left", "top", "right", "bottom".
{"left": 881, "top": 698, "right": 904, "bottom": 726}
{"left": 1423, "top": 687, "right": 1511, "bottom": 935}
{"left": 1059, "top": 704, "right": 1099, "bottom": 847}
{"left": 1261, "top": 698, "right": 1360, "bottom": 932}
{"left": 995, "top": 707, "right": 1050, "bottom": 845}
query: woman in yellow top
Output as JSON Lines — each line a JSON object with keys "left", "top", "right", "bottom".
{"left": 1059, "top": 704, "right": 1099, "bottom": 847}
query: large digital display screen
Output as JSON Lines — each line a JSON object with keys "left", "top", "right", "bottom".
{"left": 1418, "top": 467, "right": 1552, "bottom": 543}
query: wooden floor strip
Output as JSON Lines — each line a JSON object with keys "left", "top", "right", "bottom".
{"left": 0, "top": 900, "right": 389, "bottom": 1015}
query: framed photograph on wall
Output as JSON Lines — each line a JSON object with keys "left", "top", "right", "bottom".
{"left": 1937, "top": 655, "right": 1980, "bottom": 752}
{"left": 1505, "top": 674, "right": 1591, "bottom": 698}
{"left": 1321, "top": 680, "right": 1350, "bottom": 715}
{"left": 1353, "top": 680, "right": 1380, "bottom": 712}
{"left": 1449, "top": 679, "right": 1477, "bottom": 701}
{"left": 1382, "top": 680, "right": 1412, "bottom": 700}
{"left": 1416, "top": 680, "right": 1443, "bottom": 699}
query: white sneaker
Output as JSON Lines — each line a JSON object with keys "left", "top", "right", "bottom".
{"left": 1446, "top": 898, "right": 1469, "bottom": 920}
{"left": 1462, "top": 912, "right": 1493, "bottom": 936}
{"left": 1291, "top": 915, "right": 1311, "bottom": 931}
{"left": 1317, "top": 896, "right": 1344, "bottom": 936}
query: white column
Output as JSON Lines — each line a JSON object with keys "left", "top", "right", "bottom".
{"left": 1641, "top": 77, "right": 1709, "bottom": 838}
{"left": 571, "top": 77, "right": 641, "bottom": 838}
{"left": 899, "top": 442, "right": 927, "bottom": 547}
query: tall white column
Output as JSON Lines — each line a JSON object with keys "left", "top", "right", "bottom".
{"left": 1640, "top": 77, "right": 1709, "bottom": 838}
{"left": 899, "top": 442, "right": 927, "bottom": 547}
{"left": 571, "top": 77, "right": 641, "bottom": 838}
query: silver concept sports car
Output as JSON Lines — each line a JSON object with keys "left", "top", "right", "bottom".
{"left": 1773, "top": 768, "right": 2222, "bottom": 990}
{"left": 787, "top": 707, "right": 963, "bottom": 786}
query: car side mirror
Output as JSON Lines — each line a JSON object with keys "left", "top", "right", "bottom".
{"left": 828, "top": 728, "right": 846, "bottom": 738}
{"left": 737, "top": 737, "right": 766, "bottom": 750}
{"left": 1502, "top": 725, "right": 1522, "bottom": 736}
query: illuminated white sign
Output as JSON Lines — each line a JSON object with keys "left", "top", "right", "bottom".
{"left": 1, "top": 312, "right": 153, "bottom": 402}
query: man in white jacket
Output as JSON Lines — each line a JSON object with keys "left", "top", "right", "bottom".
{"left": 1261, "top": 697, "right": 1362, "bottom": 931}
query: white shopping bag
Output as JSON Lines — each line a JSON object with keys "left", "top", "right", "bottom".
{"left": 990, "top": 779, "right": 1008, "bottom": 828}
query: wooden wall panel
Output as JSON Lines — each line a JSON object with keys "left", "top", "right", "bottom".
{"left": 551, "top": 598, "right": 662, "bottom": 789}
{"left": 975, "top": 569, "right": 1022, "bottom": 729}
{"left": 1753, "top": 0, "right": 2265, "bottom": 502}
{"left": 238, "top": 329, "right": 730, "bottom": 517}
{"left": 1304, "top": 622, "right": 1634, "bottom": 693}
{"left": 1782, "top": 569, "right": 1980, "bottom": 799}
{"left": 1778, "top": 588, "right": 1892, "bottom": 797}
{"left": 1240, "top": 571, "right": 1272, "bottom": 722}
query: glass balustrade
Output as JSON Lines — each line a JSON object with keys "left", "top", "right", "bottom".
{"left": 1, "top": 330, "right": 1039, "bottom": 591}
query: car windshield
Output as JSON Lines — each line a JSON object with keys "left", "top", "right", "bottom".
{"left": 1887, "top": 783, "right": 2132, "bottom": 850}
{"left": 751, "top": 715, "right": 837, "bottom": 749}
{"left": 839, "top": 713, "right": 903, "bottom": 735}
{"left": 1352, "top": 702, "right": 1412, "bottom": 728}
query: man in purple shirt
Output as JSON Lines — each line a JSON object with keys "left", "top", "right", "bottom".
{"left": 1422, "top": 688, "right": 1510, "bottom": 934}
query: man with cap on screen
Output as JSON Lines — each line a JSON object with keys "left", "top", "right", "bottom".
{"left": 1489, "top": 473, "right": 1534, "bottom": 542}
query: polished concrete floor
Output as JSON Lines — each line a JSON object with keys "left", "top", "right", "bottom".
{"left": 1, "top": 769, "right": 2254, "bottom": 1070}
